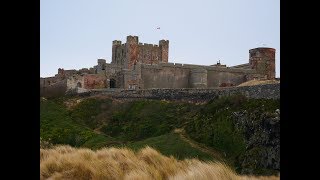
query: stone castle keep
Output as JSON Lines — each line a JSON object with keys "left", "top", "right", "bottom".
{"left": 40, "top": 35, "right": 276, "bottom": 97}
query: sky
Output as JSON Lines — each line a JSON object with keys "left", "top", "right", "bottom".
{"left": 41, "top": 0, "right": 280, "bottom": 78}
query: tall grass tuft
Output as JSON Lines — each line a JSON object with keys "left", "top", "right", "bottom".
{"left": 40, "top": 145, "right": 279, "bottom": 180}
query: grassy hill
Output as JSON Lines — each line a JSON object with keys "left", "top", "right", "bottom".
{"left": 40, "top": 94, "right": 279, "bottom": 175}
{"left": 40, "top": 97, "right": 212, "bottom": 161}
{"left": 127, "top": 133, "right": 214, "bottom": 161}
{"left": 40, "top": 98, "right": 115, "bottom": 148}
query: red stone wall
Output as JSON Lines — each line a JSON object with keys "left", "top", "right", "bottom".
{"left": 127, "top": 43, "right": 138, "bottom": 69}
{"left": 83, "top": 74, "right": 107, "bottom": 89}
{"left": 112, "top": 36, "right": 169, "bottom": 69}
{"left": 138, "top": 45, "right": 161, "bottom": 65}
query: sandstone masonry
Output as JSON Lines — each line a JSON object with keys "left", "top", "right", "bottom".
{"left": 40, "top": 35, "right": 276, "bottom": 97}
{"left": 75, "top": 83, "right": 280, "bottom": 103}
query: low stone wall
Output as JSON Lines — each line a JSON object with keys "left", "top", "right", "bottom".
{"left": 86, "top": 83, "right": 280, "bottom": 102}
{"left": 40, "top": 79, "right": 67, "bottom": 97}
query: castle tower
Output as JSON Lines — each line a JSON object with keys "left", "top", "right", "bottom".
{"left": 57, "top": 68, "right": 65, "bottom": 79}
{"left": 112, "top": 40, "right": 122, "bottom": 64}
{"left": 126, "top": 36, "right": 139, "bottom": 69}
{"left": 249, "top": 47, "right": 276, "bottom": 80}
{"left": 97, "top": 59, "right": 106, "bottom": 74}
{"left": 159, "top": 40, "right": 169, "bottom": 63}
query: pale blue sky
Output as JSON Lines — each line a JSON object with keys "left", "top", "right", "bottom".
{"left": 41, "top": 0, "right": 280, "bottom": 77}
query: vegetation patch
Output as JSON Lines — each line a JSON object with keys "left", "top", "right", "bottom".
{"left": 40, "top": 94, "right": 279, "bottom": 175}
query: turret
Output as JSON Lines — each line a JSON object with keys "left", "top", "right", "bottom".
{"left": 159, "top": 40, "right": 169, "bottom": 63}
{"left": 249, "top": 47, "right": 276, "bottom": 80}
{"left": 126, "top": 35, "right": 139, "bottom": 44}
{"left": 57, "top": 68, "right": 65, "bottom": 79}
{"left": 98, "top": 59, "right": 106, "bottom": 70}
{"left": 112, "top": 40, "right": 122, "bottom": 64}
{"left": 58, "top": 68, "right": 64, "bottom": 75}
{"left": 126, "top": 36, "right": 139, "bottom": 69}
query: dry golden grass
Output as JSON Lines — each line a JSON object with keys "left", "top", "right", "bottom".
{"left": 238, "top": 79, "right": 279, "bottom": 87}
{"left": 40, "top": 145, "right": 279, "bottom": 180}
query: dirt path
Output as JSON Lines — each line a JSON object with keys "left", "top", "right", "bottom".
{"left": 174, "top": 128, "right": 226, "bottom": 162}
{"left": 93, "top": 123, "right": 108, "bottom": 136}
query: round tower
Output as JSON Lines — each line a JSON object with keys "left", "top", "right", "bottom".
{"left": 190, "top": 68, "right": 207, "bottom": 88}
{"left": 249, "top": 47, "right": 276, "bottom": 80}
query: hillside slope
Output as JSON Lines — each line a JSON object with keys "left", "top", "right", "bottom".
{"left": 40, "top": 94, "right": 279, "bottom": 175}
{"left": 40, "top": 98, "right": 116, "bottom": 149}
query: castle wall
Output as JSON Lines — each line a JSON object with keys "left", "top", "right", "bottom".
{"left": 40, "top": 79, "right": 67, "bottom": 97}
{"left": 138, "top": 43, "right": 161, "bottom": 65}
{"left": 67, "top": 75, "right": 84, "bottom": 90}
{"left": 139, "top": 63, "right": 257, "bottom": 89}
{"left": 57, "top": 68, "right": 77, "bottom": 79}
{"left": 141, "top": 64, "right": 190, "bottom": 89}
{"left": 105, "top": 63, "right": 121, "bottom": 76}
{"left": 83, "top": 74, "right": 107, "bottom": 89}
{"left": 123, "top": 70, "right": 140, "bottom": 89}
{"left": 113, "top": 72, "right": 124, "bottom": 88}
{"left": 79, "top": 68, "right": 90, "bottom": 74}
{"left": 206, "top": 71, "right": 247, "bottom": 87}
{"left": 67, "top": 74, "right": 107, "bottom": 90}
{"left": 190, "top": 68, "right": 207, "bottom": 88}
{"left": 230, "top": 63, "right": 251, "bottom": 69}
{"left": 86, "top": 83, "right": 280, "bottom": 103}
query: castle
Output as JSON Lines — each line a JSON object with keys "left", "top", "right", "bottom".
{"left": 40, "top": 35, "right": 276, "bottom": 97}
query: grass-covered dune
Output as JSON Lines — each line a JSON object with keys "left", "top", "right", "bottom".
{"left": 40, "top": 145, "right": 279, "bottom": 180}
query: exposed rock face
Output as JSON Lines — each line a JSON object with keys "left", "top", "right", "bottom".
{"left": 232, "top": 109, "right": 280, "bottom": 174}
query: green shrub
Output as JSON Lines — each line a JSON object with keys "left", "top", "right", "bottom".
{"left": 69, "top": 98, "right": 112, "bottom": 129}
{"left": 40, "top": 99, "right": 111, "bottom": 148}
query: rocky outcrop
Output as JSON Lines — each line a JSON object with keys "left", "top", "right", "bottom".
{"left": 232, "top": 109, "right": 280, "bottom": 174}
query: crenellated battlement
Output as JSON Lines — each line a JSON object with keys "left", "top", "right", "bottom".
{"left": 111, "top": 35, "right": 170, "bottom": 68}
{"left": 159, "top": 39, "right": 169, "bottom": 45}
{"left": 140, "top": 62, "right": 257, "bottom": 74}
{"left": 112, "top": 40, "right": 122, "bottom": 45}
